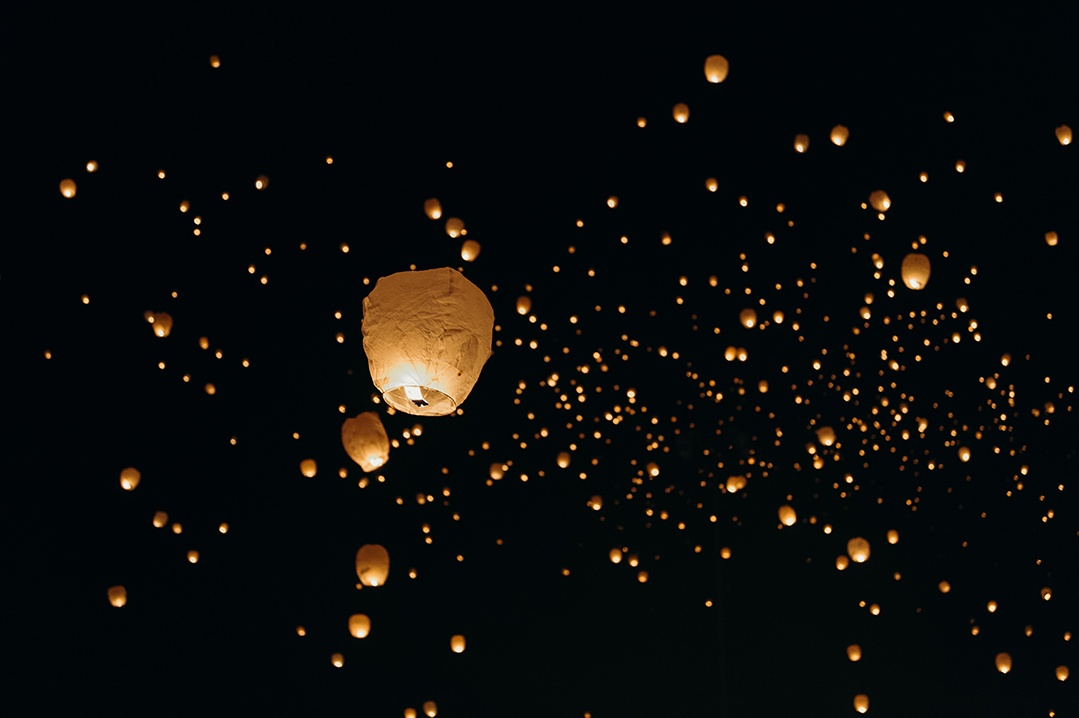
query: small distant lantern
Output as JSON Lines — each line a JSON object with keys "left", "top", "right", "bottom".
{"left": 107, "top": 585, "right": 127, "bottom": 607}
{"left": 704, "top": 55, "right": 729, "bottom": 83}
{"left": 901, "top": 253, "right": 931, "bottom": 290}
{"left": 995, "top": 652, "right": 1012, "bottom": 674}
{"left": 869, "top": 190, "right": 891, "bottom": 212}
{"left": 460, "top": 239, "right": 481, "bottom": 261}
{"left": 836, "top": 555, "right": 849, "bottom": 570}
{"left": 362, "top": 268, "right": 494, "bottom": 417}
{"left": 450, "top": 634, "right": 466, "bottom": 653}
{"left": 59, "top": 178, "right": 77, "bottom": 198}
{"left": 424, "top": 198, "right": 443, "bottom": 219}
{"left": 356, "top": 544, "right": 390, "bottom": 587}
{"left": 588, "top": 495, "right": 603, "bottom": 511}
{"left": 778, "top": 505, "right": 797, "bottom": 526}
{"left": 672, "top": 103, "right": 690, "bottom": 124}
{"left": 847, "top": 537, "right": 871, "bottom": 563}
{"left": 341, "top": 412, "right": 391, "bottom": 472}
{"left": 725, "top": 475, "right": 747, "bottom": 493}
{"left": 938, "top": 580, "right": 951, "bottom": 593}
{"left": 489, "top": 463, "right": 504, "bottom": 480}
{"left": 830, "top": 125, "right": 850, "bottom": 146}
{"left": 348, "top": 613, "right": 371, "bottom": 638}
{"left": 1056, "top": 125, "right": 1072, "bottom": 145}
{"left": 300, "top": 459, "right": 317, "bottom": 478}
{"left": 119, "top": 467, "right": 141, "bottom": 491}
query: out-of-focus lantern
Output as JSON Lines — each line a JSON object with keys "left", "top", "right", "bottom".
{"left": 300, "top": 459, "right": 317, "bottom": 477}
{"left": 362, "top": 268, "right": 494, "bottom": 417}
{"left": 958, "top": 446, "right": 971, "bottom": 462}
{"left": 557, "top": 451, "right": 571, "bottom": 469}
{"left": 405, "top": 709, "right": 418, "bottom": 718}
{"left": 460, "top": 239, "right": 481, "bottom": 261}
{"left": 1056, "top": 125, "right": 1072, "bottom": 145}
{"left": 148, "top": 311, "right": 173, "bottom": 337}
{"left": 450, "top": 634, "right": 466, "bottom": 653}
{"left": 704, "top": 55, "right": 729, "bottom": 83}
{"left": 836, "top": 555, "right": 849, "bottom": 570}
{"left": 847, "top": 537, "right": 871, "bottom": 563}
{"left": 341, "top": 412, "right": 391, "bottom": 472}
{"left": 107, "top": 585, "right": 127, "bottom": 607}
{"left": 120, "top": 467, "right": 141, "bottom": 491}
{"left": 424, "top": 198, "right": 442, "bottom": 220}
{"left": 886, "top": 529, "right": 899, "bottom": 545}
{"left": 355, "top": 544, "right": 390, "bottom": 587}
{"left": 847, "top": 644, "right": 862, "bottom": 661}
{"left": 726, "top": 475, "right": 746, "bottom": 492}
{"left": 588, "top": 495, "right": 603, "bottom": 511}
{"left": 739, "top": 308, "right": 757, "bottom": 328}
{"left": 444, "top": 217, "right": 465, "bottom": 238}
{"left": 646, "top": 462, "right": 660, "bottom": 477}
{"left": 516, "top": 296, "right": 532, "bottom": 315}
{"left": 673, "top": 103, "right": 690, "bottom": 123}
{"left": 331, "top": 653, "right": 345, "bottom": 668}
{"left": 348, "top": 613, "right": 371, "bottom": 638}
{"left": 869, "top": 190, "right": 891, "bottom": 212}
{"left": 938, "top": 580, "right": 951, "bottom": 593}
{"left": 778, "top": 505, "right": 797, "bottom": 526}
{"left": 1045, "top": 231, "right": 1059, "bottom": 246}
{"left": 255, "top": 175, "right": 269, "bottom": 190}
{"left": 489, "top": 463, "right": 504, "bottom": 480}
{"left": 609, "top": 548, "right": 622, "bottom": 564}
{"left": 422, "top": 701, "right": 438, "bottom": 717}
{"left": 59, "top": 179, "right": 77, "bottom": 198}
{"left": 1057, "top": 665, "right": 1070, "bottom": 681}
{"left": 830, "top": 125, "right": 849, "bottom": 146}
{"left": 996, "top": 652, "right": 1012, "bottom": 674}
{"left": 793, "top": 134, "right": 809, "bottom": 153}
{"left": 901, "top": 253, "right": 931, "bottom": 290}
{"left": 816, "top": 426, "right": 836, "bottom": 446}
{"left": 853, "top": 694, "right": 869, "bottom": 713}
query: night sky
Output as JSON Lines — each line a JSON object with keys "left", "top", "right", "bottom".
{"left": 7, "top": 7, "right": 1078, "bottom": 718}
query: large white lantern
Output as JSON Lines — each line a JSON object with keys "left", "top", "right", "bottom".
{"left": 362, "top": 267, "right": 494, "bottom": 416}
{"left": 341, "top": 411, "right": 391, "bottom": 471}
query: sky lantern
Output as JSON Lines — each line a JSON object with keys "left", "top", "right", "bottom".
{"left": 254, "top": 174, "right": 269, "bottom": 190}
{"left": 1056, "top": 125, "right": 1072, "bottom": 145}
{"left": 119, "top": 467, "right": 141, "bottom": 491}
{"left": 739, "top": 308, "right": 757, "bottom": 328}
{"left": 348, "top": 613, "right": 371, "bottom": 638}
{"left": 331, "top": 653, "right": 344, "bottom": 668}
{"left": 588, "top": 495, "right": 603, "bottom": 510}
{"left": 725, "top": 475, "right": 747, "bottom": 492}
{"left": 996, "top": 652, "right": 1012, "bottom": 674}
{"left": 450, "top": 634, "right": 466, "bottom": 653}
{"left": 853, "top": 694, "right": 869, "bottom": 713}
{"left": 460, "top": 239, "right": 481, "bottom": 261}
{"left": 672, "top": 103, "right": 690, "bottom": 123}
{"left": 557, "top": 451, "right": 571, "bottom": 468}
{"left": 341, "top": 411, "right": 391, "bottom": 472}
{"left": 147, "top": 311, "right": 173, "bottom": 337}
{"left": 423, "top": 701, "right": 438, "bottom": 717}
{"left": 356, "top": 544, "right": 390, "bottom": 587}
{"left": 362, "top": 267, "right": 494, "bottom": 417}
{"left": 778, "top": 505, "right": 797, "bottom": 526}
{"left": 107, "top": 585, "right": 127, "bottom": 607}
{"left": 887, "top": 529, "right": 899, "bottom": 545}
{"left": 1045, "top": 231, "right": 1058, "bottom": 246}
{"left": 847, "top": 537, "right": 871, "bottom": 563}
{"left": 516, "top": 295, "right": 532, "bottom": 315}
{"left": 793, "top": 134, "right": 809, "bottom": 153}
{"left": 609, "top": 548, "right": 623, "bottom": 564}
{"left": 703, "top": 54, "right": 729, "bottom": 83}
{"left": 901, "top": 253, "right": 931, "bottom": 290}
{"left": 847, "top": 644, "right": 862, "bottom": 662}
{"left": 489, "top": 463, "right": 504, "bottom": 480}
{"left": 444, "top": 217, "right": 465, "bottom": 238}
{"left": 816, "top": 426, "right": 836, "bottom": 446}
{"left": 59, "top": 178, "right": 77, "bottom": 198}
{"left": 958, "top": 446, "right": 971, "bottom": 462}
{"left": 868, "top": 190, "right": 891, "bottom": 212}
{"left": 424, "top": 198, "right": 442, "bottom": 219}
{"left": 830, "top": 125, "right": 849, "bottom": 146}
{"left": 1057, "top": 665, "right": 1070, "bottom": 681}
{"left": 300, "top": 459, "right": 317, "bottom": 477}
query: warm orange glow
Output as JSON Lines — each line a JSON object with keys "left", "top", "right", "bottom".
{"left": 59, "top": 178, "right": 77, "bottom": 198}
{"left": 703, "top": 55, "right": 729, "bottom": 83}
{"left": 119, "top": 467, "right": 141, "bottom": 491}
{"left": 107, "top": 585, "right": 127, "bottom": 607}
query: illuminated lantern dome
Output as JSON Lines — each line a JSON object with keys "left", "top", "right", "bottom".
{"left": 868, "top": 190, "right": 891, "bottom": 212}
{"left": 107, "top": 585, "right": 127, "bottom": 607}
{"left": 830, "top": 125, "right": 850, "bottom": 146}
{"left": 704, "top": 54, "right": 729, "bottom": 83}
{"left": 348, "top": 613, "right": 371, "bottom": 638}
{"left": 996, "top": 652, "right": 1012, "bottom": 674}
{"left": 847, "top": 537, "right": 871, "bottom": 563}
{"left": 460, "top": 239, "right": 481, "bottom": 262}
{"left": 59, "top": 178, "right": 77, "bottom": 198}
{"left": 355, "top": 543, "right": 390, "bottom": 587}
{"left": 424, "top": 198, "right": 442, "bottom": 219}
{"left": 341, "top": 411, "right": 391, "bottom": 472}
{"left": 901, "top": 253, "right": 931, "bottom": 290}
{"left": 778, "top": 505, "right": 797, "bottom": 526}
{"left": 450, "top": 634, "right": 466, "bottom": 653}
{"left": 362, "top": 268, "right": 494, "bottom": 416}
{"left": 1056, "top": 125, "right": 1072, "bottom": 145}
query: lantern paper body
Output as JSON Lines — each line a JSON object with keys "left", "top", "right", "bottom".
{"left": 704, "top": 54, "right": 729, "bottom": 83}
{"left": 362, "top": 268, "right": 494, "bottom": 417}
{"left": 341, "top": 411, "right": 391, "bottom": 472}
{"left": 356, "top": 543, "right": 390, "bottom": 587}
{"left": 901, "top": 253, "right": 931, "bottom": 290}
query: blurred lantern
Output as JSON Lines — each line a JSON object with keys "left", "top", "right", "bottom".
{"left": 1056, "top": 125, "right": 1073, "bottom": 145}
{"left": 209, "top": 55, "right": 221, "bottom": 68}
{"left": 672, "top": 103, "right": 690, "bottom": 123}
{"left": 847, "top": 644, "right": 862, "bottom": 661}
{"left": 331, "top": 653, "right": 345, "bottom": 668}
{"left": 847, "top": 537, "right": 871, "bottom": 563}
{"left": 830, "top": 125, "right": 849, "bottom": 146}
{"left": 557, "top": 451, "right": 571, "bottom": 469}
{"left": 424, "top": 198, "right": 442, "bottom": 219}
{"left": 348, "top": 613, "right": 371, "bottom": 638}
{"left": 107, "top": 585, "right": 127, "bottom": 607}
{"left": 450, "top": 634, "right": 466, "bottom": 653}
{"left": 704, "top": 54, "right": 729, "bottom": 83}
{"left": 853, "top": 694, "right": 869, "bottom": 713}
{"left": 726, "top": 475, "right": 746, "bottom": 492}
{"left": 423, "top": 701, "right": 438, "bottom": 717}
{"left": 254, "top": 175, "right": 269, "bottom": 190}
{"left": 59, "top": 178, "right": 77, "bottom": 198}
{"left": 886, "top": 529, "right": 899, "bottom": 545}
{"left": 148, "top": 311, "right": 173, "bottom": 337}
{"left": 152, "top": 511, "right": 168, "bottom": 528}
{"left": 739, "top": 308, "right": 757, "bottom": 328}
{"left": 609, "top": 548, "right": 622, "bottom": 564}
{"left": 793, "top": 134, "right": 809, "bottom": 153}
{"left": 460, "top": 239, "right": 481, "bottom": 261}
{"left": 341, "top": 411, "right": 391, "bottom": 472}
{"left": 958, "top": 446, "right": 971, "bottom": 462}
{"left": 1057, "top": 665, "right": 1069, "bottom": 681}
{"left": 444, "top": 217, "right": 465, "bottom": 238}
{"left": 646, "top": 462, "right": 660, "bottom": 477}
{"left": 588, "top": 495, "right": 603, "bottom": 511}
{"left": 816, "top": 426, "right": 836, "bottom": 446}
{"left": 836, "top": 555, "right": 849, "bottom": 570}
{"left": 516, "top": 296, "right": 532, "bottom": 315}
{"left": 300, "top": 459, "right": 317, "bottom": 477}
{"left": 778, "top": 505, "right": 797, "bottom": 526}
{"left": 996, "top": 652, "right": 1012, "bottom": 674}
{"left": 119, "top": 467, "right": 141, "bottom": 491}
{"left": 901, "top": 253, "right": 931, "bottom": 290}
{"left": 1045, "top": 231, "right": 1058, "bottom": 246}
{"left": 405, "top": 710, "right": 418, "bottom": 718}
{"left": 868, "top": 190, "right": 891, "bottom": 212}
{"left": 637, "top": 570, "right": 649, "bottom": 583}
{"left": 489, "top": 463, "right": 504, "bottom": 480}
{"left": 362, "top": 267, "right": 494, "bottom": 417}
{"left": 939, "top": 580, "right": 951, "bottom": 593}
{"left": 355, "top": 544, "right": 390, "bottom": 587}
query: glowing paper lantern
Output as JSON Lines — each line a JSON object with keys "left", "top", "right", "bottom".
{"left": 703, "top": 55, "right": 729, "bottom": 83}
{"left": 868, "top": 190, "right": 891, "bottom": 212}
{"left": 119, "top": 467, "right": 141, "bottom": 491}
{"left": 901, "top": 253, "right": 931, "bottom": 290}
{"left": 362, "top": 268, "right": 494, "bottom": 416}
{"left": 816, "top": 426, "right": 836, "bottom": 446}
{"left": 355, "top": 544, "right": 390, "bottom": 587}
{"left": 793, "top": 134, "right": 809, "bottom": 153}
{"left": 331, "top": 653, "right": 345, "bottom": 668}
{"left": 1045, "top": 231, "right": 1058, "bottom": 246}
{"left": 1056, "top": 125, "right": 1073, "bottom": 145}
{"left": 853, "top": 694, "right": 869, "bottom": 713}
{"left": 444, "top": 217, "right": 465, "bottom": 238}
{"left": 847, "top": 644, "right": 862, "bottom": 662}
{"left": 778, "top": 505, "right": 797, "bottom": 526}
{"left": 557, "top": 451, "right": 571, "bottom": 469}
{"left": 609, "top": 548, "right": 622, "bottom": 564}
{"left": 348, "top": 613, "right": 371, "bottom": 638}
{"left": 300, "top": 459, "right": 317, "bottom": 478}
{"left": 996, "top": 652, "right": 1012, "bottom": 674}
{"left": 424, "top": 198, "right": 442, "bottom": 219}
{"left": 59, "top": 178, "right": 77, "bottom": 198}
{"left": 830, "top": 125, "right": 849, "bottom": 146}
{"left": 726, "top": 475, "right": 746, "bottom": 492}
{"left": 887, "top": 529, "right": 899, "bottom": 545}
{"left": 341, "top": 411, "right": 391, "bottom": 472}
{"left": 107, "top": 585, "right": 127, "bottom": 607}
{"left": 460, "top": 239, "right": 481, "bottom": 261}
{"left": 450, "top": 634, "right": 466, "bottom": 653}
{"left": 1057, "top": 665, "right": 1069, "bottom": 681}
{"left": 672, "top": 103, "right": 690, "bottom": 123}
{"left": 423, "top": 701, "right": 438, "bottom": 717}
{"left": 847, "top": 537, "right": 871, "bottom": 563}
{"left": 148, "top": 311, "right": 173, "bottom": 337}
{"left": 739, "top": 308, "right": 757, "bottom": 328}
{"left": 958, "top": 446, "right": 971, "bottom": 462}
{"left": 516, "top": 296, "right": 532, "bottom": 315}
